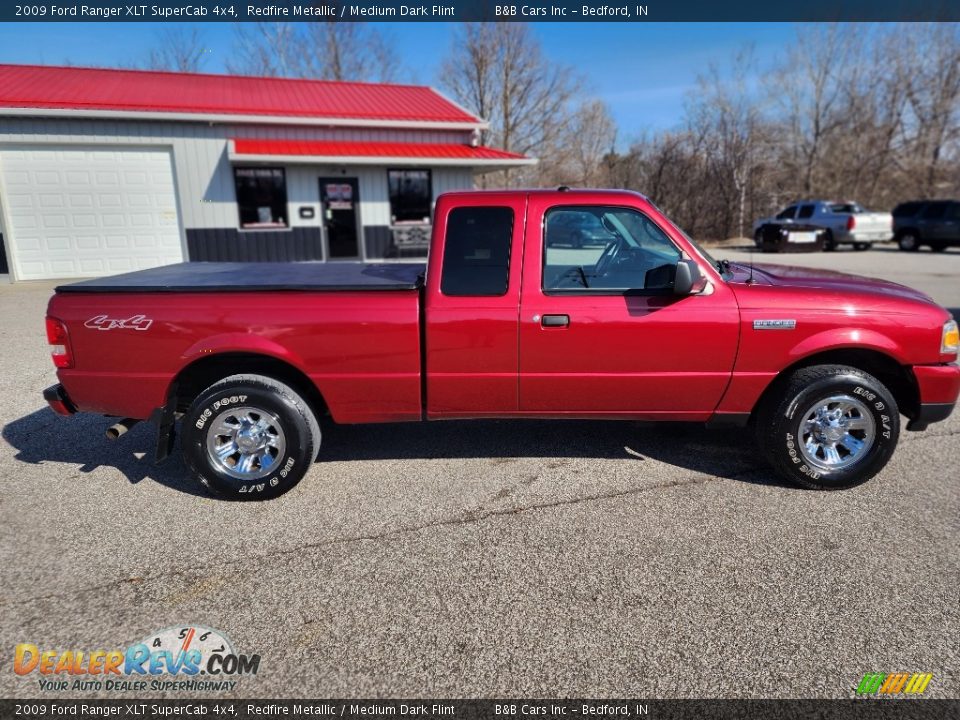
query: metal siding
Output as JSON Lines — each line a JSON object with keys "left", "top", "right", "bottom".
{"left": 187, "top": 227, "right": 323, "bottom": 262}
{"left": 0, "top": 117, "right": 480, "bottom": 266}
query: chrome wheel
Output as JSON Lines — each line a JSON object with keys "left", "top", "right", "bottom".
{"left": 799, "top": 395, "right": 875, "bottom": 472}
{"left": 205, "top": 406, "right": 286, "bottom": 480}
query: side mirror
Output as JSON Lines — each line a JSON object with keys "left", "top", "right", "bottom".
{"left": 673, "top": 259, "right": 704, "bottom": 296}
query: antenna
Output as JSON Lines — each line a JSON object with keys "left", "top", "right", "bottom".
{"left": 748, "top": 235, "right": 755, "bottom": 283}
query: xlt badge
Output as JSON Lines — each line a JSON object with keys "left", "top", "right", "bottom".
{"left": 753, "top": 319, "right": 797, "bottom": 330}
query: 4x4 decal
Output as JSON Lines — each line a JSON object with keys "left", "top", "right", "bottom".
{"left": 84, "top": 314, "right": 153, "bottom": 331}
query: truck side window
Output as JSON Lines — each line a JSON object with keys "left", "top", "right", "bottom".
{"left": 776, "top": 206, "right": 797, "bottom": 220}
{"left": 797, "top": 205, "right": 815, "bottom": 219}
{"left": 543, "top": 206, "right": 681, "bottom": 294}
{"left": 440, "top": 206, "right": 514, "bottom": 296}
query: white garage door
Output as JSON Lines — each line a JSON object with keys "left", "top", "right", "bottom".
{"left": 0, "top": 147, "right": 183, "bottom": 280}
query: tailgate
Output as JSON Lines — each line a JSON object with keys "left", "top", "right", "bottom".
{"left": 854, "top": 212, "right": 893, "bottom": 234}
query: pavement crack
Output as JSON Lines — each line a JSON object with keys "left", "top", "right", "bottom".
{"left": 15, "top": 469, "right": 745, "bottom": 607}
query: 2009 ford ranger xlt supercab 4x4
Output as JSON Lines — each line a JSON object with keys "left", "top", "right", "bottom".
{"left": 44, "top": 190, "right": 960, "bottom": 499}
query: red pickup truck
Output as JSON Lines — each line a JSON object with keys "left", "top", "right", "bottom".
{"left": 44, "top": 189, "right": 960, "bottom": 499}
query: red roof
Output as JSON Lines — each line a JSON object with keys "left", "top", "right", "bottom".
{"left": 231, "top": 138, "right": 528, "bottom": 162}
{"left": 0, "top": 64, "right": 481, "bottom": 126}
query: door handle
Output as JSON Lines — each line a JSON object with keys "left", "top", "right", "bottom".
{"left": 541, "top": 314, "right": 570, "bottom": 328}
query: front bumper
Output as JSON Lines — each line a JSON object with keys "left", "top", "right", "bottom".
{"left": 908, "top": 363, "right": 960, "bottom": 430}
{"left": 43, "top": 384, "right": 76, "bottom": 416}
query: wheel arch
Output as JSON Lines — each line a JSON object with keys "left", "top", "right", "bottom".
{"left": 167, "top": 351, "right": 329, "bottom": 423}
{"left": 750, "top": 347, "right": 920, "bottom": 423}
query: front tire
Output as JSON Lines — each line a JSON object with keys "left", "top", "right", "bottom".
{"left": 853, "top": 241, "right": 872, "bottom": 251}
{"left": 756, "top": 365, "right": 899, "bottom": 490}
{"left": 822, "top": 231, "right": 836, "bottom": 251}
{"left": 182, "top": 374, "right": 320, "bottom": 500}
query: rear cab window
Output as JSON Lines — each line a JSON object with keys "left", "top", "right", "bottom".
{"left": 829, "top": 203, "right": 862, "bottom": 214}
{"left": 440, "top": 206, "right": 514, "bottom": 296}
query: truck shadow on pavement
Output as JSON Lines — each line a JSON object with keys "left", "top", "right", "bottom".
{"left": 2, "top": 408, "right": 209, "bottom": 498}
{"left": 3, "top": 407, "right": 794, "bottom": 496}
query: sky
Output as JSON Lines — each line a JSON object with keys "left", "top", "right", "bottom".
{"left": 0, "top": 22, "right": 798, "bottom": 137}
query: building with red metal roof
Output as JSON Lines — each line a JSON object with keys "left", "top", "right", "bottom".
{"left": 0, "top": 64, "right": 533, "bottom": 280}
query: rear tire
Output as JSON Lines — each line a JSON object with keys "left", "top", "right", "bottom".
{"left": 897, "top": 232, "right": 920, "bottom": 251}
{"left": 755, "top": 365, "right": 899, "bottom": 490}
{"left": 182, "top": 374, "right": 320, "bottom": 500}
{"left": 929, "top": 241, "right": 947, "bottom": 253}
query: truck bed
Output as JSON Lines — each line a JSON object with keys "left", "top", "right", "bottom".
{"left": 56, "top": 261, "right": 426, "bottom": 294}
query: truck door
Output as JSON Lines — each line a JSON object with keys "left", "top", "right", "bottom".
{"left": 423, "top": 193, "right": 526, "bottom": 418}
{"left": 518, "top": 195, "right": 740, "bottom": 418}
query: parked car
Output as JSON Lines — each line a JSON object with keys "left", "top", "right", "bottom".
{"left": 753, "top": 200, "right": 893, "bottom": 251}
{"left": 44, "top": 189, "right": 959, "bottom": 499}
{"left": 893, "top": 199, "right": 960, "bottom": 252}
{"left": 754, "top": 222, "right": 826, "bottom": 253}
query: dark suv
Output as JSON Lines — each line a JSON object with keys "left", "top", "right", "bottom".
{"left": 893, "top": 200, "right": 960, "bottom": 251}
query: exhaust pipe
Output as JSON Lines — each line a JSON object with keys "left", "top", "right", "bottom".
{"left": 106, "top": 418, "right": 140, "bottom": 440}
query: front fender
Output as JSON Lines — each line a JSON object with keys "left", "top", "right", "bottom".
{"left": 714, "top": 326, "right": 908, "bottom": 416}
{"left": 785, "top": 327, "right": 907, "bottom": 365}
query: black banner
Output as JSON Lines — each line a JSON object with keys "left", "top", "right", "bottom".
{"left": 3, "top": 0, "right": 960, "bottom": 22}
{"left": 2, "top": 700, "right": 959, "bottom": 720}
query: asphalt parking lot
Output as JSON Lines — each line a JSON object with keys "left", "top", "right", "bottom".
{"left": 1, "top": 246, "right": 958, "bottom": 699}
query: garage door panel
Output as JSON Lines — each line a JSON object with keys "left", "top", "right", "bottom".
{"left": 1, "top": 147, "right": 183, "bottom": 280}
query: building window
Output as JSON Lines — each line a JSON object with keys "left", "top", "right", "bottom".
{"left": 388, "top": 169, "right": 432, "bottom": 224}
{"left": 234, "top": 167, "right": 288, "bottom": 229}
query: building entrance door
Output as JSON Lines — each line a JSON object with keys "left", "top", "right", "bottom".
{"left": 319, "top": 178, "right": 361, "bottom": 259}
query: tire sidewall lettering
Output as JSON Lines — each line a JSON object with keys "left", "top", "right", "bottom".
{"left": 194, "top": 394, "right": 248, "bottom": 430}
{"left": 776, "top": 376, "right": 898, "bottom": 488}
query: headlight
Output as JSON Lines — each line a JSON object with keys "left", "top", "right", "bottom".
{"left": 943, "top": 320, "right": 959, "bottom": 354}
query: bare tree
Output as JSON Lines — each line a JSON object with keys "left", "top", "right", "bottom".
{"left": 145, "top": 27, "right": 209, "bottom": 73}
{"left": 688, "top": 49, "right": 764, "bottom": 238}
{"left": 597, "top": 23, "right": 959, "bottom": 241}
{"left": 771, "top": 24, "right": 850, "bottom": 197}
{"left": 899, "top": 24, "right": 960, "bottom": 197}
{"left": 229, "top": 22, "right": 400, "bottom": 82}
{"left": 565, "top": 100, "right": 618, "bottom": 186}
{"left": 439, "top": 23, "right": 580, "bottom": 186}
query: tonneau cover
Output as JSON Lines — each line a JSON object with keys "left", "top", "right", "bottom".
{"left": 55, "top": 261, "right": 426, "bottom": 293}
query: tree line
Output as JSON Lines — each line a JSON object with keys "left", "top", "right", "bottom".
{"left": 144, "top": 22, "right": 959, "bottom": 241}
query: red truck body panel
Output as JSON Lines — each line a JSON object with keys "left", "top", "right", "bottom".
{"left": 46, "top": 189, "right": 959, "bottom": 428}
{"left": 515, "top": 192, "right": 739, "bottom": 419}
{"left": 47, "top": 290, "right": 423, "bottom": 423}
{"left": 423, "top": 192, "right": 528, "bottom": 418}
